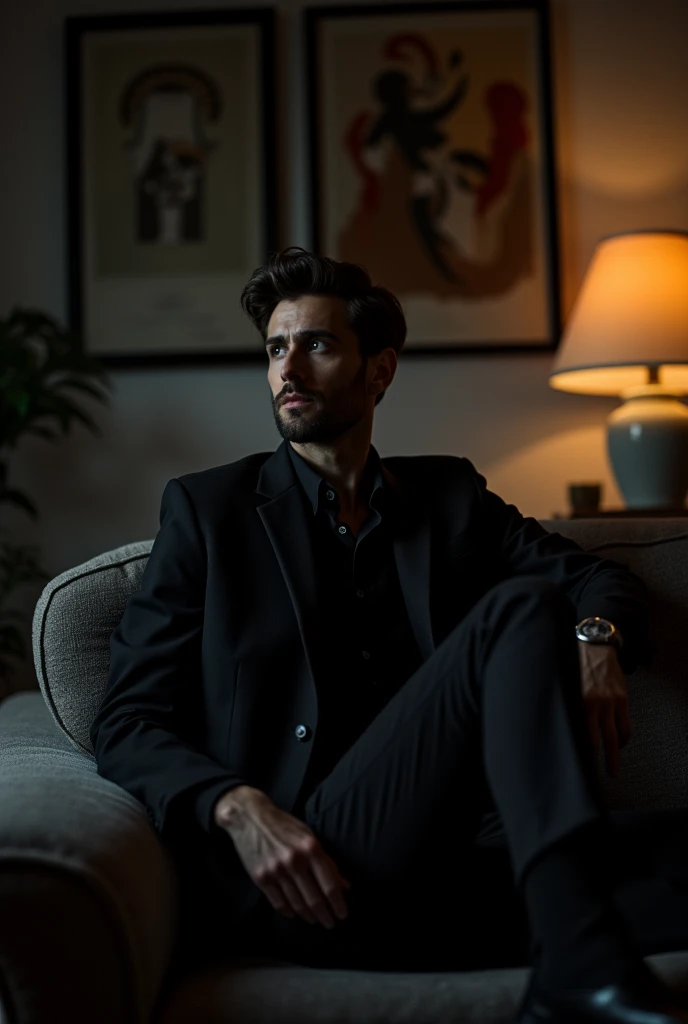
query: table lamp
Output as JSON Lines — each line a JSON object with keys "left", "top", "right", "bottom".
{"left": 549, "top": 230, "right": 688, "bottom": 510}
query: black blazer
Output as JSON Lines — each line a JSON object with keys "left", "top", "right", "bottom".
{"left": 90, "top": 441, "right": 651, "bottom": 914}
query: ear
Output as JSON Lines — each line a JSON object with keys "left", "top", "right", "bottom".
{"left": 371, "top": 347, "right": 397, "bottom": 393}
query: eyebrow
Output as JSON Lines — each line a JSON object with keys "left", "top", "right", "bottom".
{"left": 265, "top": 328, "right": 340, "bottom": 349}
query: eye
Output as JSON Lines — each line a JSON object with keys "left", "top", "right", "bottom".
{"left": 269, "top": 340, "right": 328, "bottom": 357}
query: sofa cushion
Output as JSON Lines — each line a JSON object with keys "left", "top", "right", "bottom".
{"left": 156, "top": 950, "right": 688, "bottom": 1024}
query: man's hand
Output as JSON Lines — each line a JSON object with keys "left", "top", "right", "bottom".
{"left": 214, "top": 785, "right": 350, "bottom": 928}
{"left": 577, "top": 641, "right": 631, "bottom": 779}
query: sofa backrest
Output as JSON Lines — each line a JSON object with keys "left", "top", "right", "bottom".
{"left": 33, "top": 541, "right": 152, "bottom": 757}
{"left": 32, "top": 519, "right": 688, "bottom": 811}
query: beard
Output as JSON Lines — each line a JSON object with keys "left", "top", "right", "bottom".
{"left": 271, "top": 359, "right": 369, "bottom": 444}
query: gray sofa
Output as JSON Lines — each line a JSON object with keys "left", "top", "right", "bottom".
{"left": 1, "top": 517, "right": 688, "bottom": 1023}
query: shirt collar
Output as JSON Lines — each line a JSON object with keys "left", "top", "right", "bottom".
{"left": 287, "top": 442, "right": 386, "bottom": 516}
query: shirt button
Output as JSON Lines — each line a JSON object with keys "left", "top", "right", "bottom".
{"left": 326, "top": 490, "right": 335, "bottom": 501}
{"left": 356, "top": 589, "right": 364, "bottom": 598}
{"left": 294, "top": 724, "right": 312, "bottom": 742}
{"left": 362, "top": 650, "right": 371, "bottom": 660}
{"left": 338, "top": 525, "right": 347, "bottom": 534}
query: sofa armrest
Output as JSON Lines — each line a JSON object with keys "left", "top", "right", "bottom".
{"left": 0, "top": 692, "right": 179, "bottom": 1024}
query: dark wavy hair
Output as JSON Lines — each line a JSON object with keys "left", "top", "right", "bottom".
{"left": 241, "top": 247, "right": 406, "bottom": 406}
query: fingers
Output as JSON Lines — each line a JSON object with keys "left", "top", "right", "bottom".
{"left": 260, "top": 878, "right": 299, "bottom": 920}
{"left": 584, "top": 695, "right": 630, "bottom": 777}
{"left": 287, "top": 840, "right": 351, "bottom": 928}
{"left": 255, "top": 836, "right": 350, "bottom": 928}
{"left": 581, "top": 700, "right": 626, "bottom": 778}
{"left": 278, "top": 872, "right": 320, "bottom": 925}
{"left": 584, "top": 701, "right": 600, "bottom": 755}
{"left": 288, "top": 866, "right": 337, "bottom": 928}
{"left": 258, "top": 870, "right": 322, "bottom": 925}
{"left": 310, "top": 852, "right": 350, "bottom": 922}
{"left": 292, "top": 835, "right": 350, "bottom": 927}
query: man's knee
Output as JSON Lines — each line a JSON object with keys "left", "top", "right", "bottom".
{"left": 439, "top": 576, "right": 576, "bottom": 668}
{"left": 492, "top": 575, "right": 572, "bottom": 605}
{"left": 483, "top": 575, "right": 576, "bottom": 627}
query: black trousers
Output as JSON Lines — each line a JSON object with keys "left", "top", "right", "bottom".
{"left": 184, "top": 577, "right": 688, "bottom": 973}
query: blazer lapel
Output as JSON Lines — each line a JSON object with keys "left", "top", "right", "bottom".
{"left": 256, "top": 443, "right": 320, "bottom": 687}
{"left": 256, "top": 442, "right": 436, "bottom": 684}
{"left": 385, "top": 464, "right": 436, "bottom": 663}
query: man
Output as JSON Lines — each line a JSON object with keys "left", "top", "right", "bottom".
{"left": 91, "top": 248, "right": 688, "bottom": 1023}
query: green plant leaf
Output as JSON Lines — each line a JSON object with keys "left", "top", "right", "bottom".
{"left": 31, "top": 393, "right": 99, "bottom": 435}
{"left": 0, "top": 489, "right": 39, "bottom": 518}
{"left": 57, "top": 377, "right": 110, "bottom": 402}
{"left": 25, "top": 425, "right": 60, "bottom": 442}
{"left": 0, "top": 308, "right": 111, "bottom": 665}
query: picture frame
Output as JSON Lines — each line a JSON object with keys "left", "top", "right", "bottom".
{"left": 65, "top": 8, "right": 277, "bottom": 367}
{"left": 306, "top": 0, "right": 561, "bottom": 356}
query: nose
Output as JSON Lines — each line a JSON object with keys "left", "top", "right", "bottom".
{"left": 280, "top": 348, "right": 307, "bottom": 384}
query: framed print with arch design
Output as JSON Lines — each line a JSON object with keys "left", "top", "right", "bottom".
{"left": 306, "top": 0, "right": 561, "bottom": 355}
{"left": 66, "top": 8, "right": 276, "bottom": 367}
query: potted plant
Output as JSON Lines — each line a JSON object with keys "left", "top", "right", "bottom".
{"left": 0, "top": 308, "right": 111, "bottom": 689}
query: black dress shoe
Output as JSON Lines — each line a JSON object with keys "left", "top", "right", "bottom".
{"left": 514, "top": 964, "right": 688, "bottom": 1023}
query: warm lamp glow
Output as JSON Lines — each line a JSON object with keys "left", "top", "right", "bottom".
{"left": 550, "top": 231, "right": 688, "bottom": 396}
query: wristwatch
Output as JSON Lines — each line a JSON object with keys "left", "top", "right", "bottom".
{"left": 575, "top": 616, "right": 623, "bottom": 651}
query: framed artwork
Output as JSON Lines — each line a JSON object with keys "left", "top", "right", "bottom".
{"left": 306, "top": 0, "right": 561, "bottom": 355}
{"left": 65, "top": 9, "right": 276, "bottom": 367}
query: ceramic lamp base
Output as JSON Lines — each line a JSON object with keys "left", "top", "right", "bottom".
{"left": 607, "top": 392, "right": 688, "bottom": 509}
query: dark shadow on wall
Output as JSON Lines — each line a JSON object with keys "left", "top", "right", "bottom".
{"left": 3, "top": 404, "right": 211, "bottom": 699}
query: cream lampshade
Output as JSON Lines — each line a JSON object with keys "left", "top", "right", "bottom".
{"left": 550, "top": 230, "right": 688, "bottom": 509}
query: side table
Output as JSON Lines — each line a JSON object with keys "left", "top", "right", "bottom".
{"left": 551, "top": 509, "right": 688, "bottom": 519}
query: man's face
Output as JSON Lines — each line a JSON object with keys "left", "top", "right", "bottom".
{"left": 266, "top": 294, "right": 375, "bottom": 444}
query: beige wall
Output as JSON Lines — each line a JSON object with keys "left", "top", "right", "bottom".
{"left": 1, "top": 0, "right": 687, "bottom": 686}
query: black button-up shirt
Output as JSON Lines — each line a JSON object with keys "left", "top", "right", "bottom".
{"left": 287, "top": 443, "right": 423, "bottom": 813}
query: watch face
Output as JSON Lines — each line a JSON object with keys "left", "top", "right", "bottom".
{"left": 582, "top": 618, "right": 612, "bottom": 640}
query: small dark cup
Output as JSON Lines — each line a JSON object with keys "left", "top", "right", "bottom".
{"left": 568, "top": 482, "right": 602, "bottom": 515}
